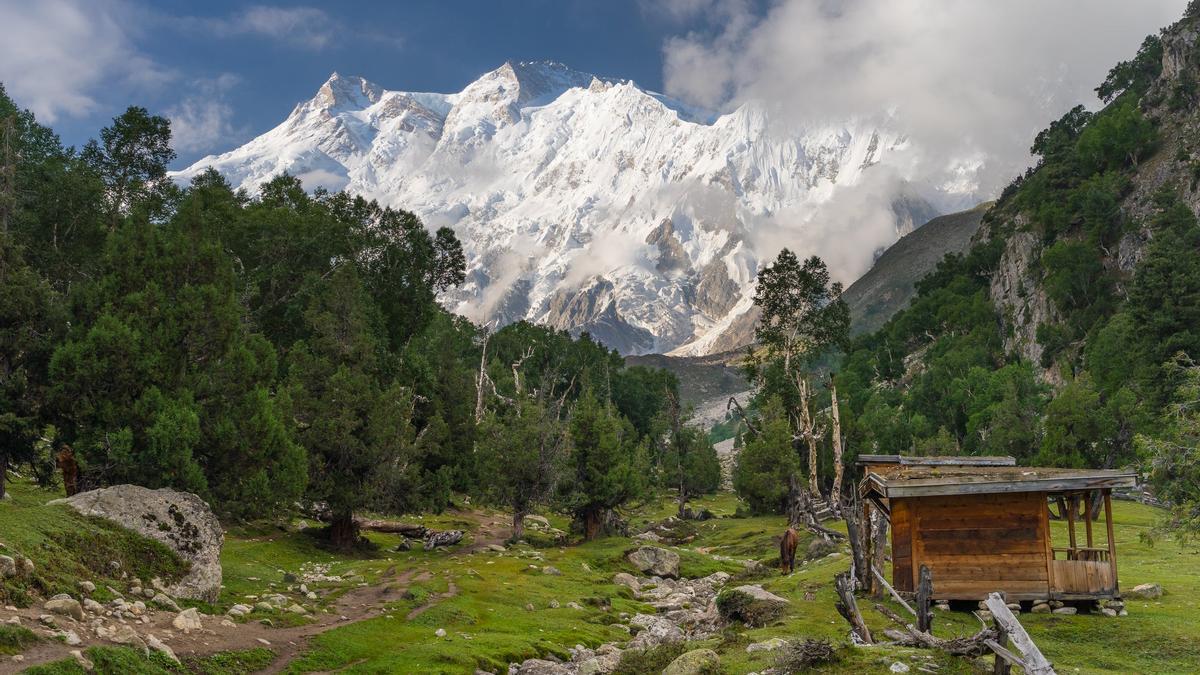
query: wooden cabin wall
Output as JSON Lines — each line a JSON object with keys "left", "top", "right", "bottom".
{"left": 891, "top": 498, "right": 914, "bottom": 592}
{"left": 899, "top": 492, "right": 1051, "bottom": 600}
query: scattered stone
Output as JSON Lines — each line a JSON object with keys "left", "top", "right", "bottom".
{"left": 45, "top": 597, "right": 85, "bottom": 621}
{"left": 543, "top": 566, "right": 562, "bottom": 576}
{"left": 486, "top": 544, "right": 506, "bottom": 552}
{"left": 256, "top": 638, "right": 271, "bottom": 646}
{"left": 1031, "top": 603, "right": 1051, "bottom": 614}
{"left": 525, "top": 603, "right": 535, "bottom": 612}
{"left": 1049, "top": 600, "right": 1065, "bottom": 609}
{"left": 220, "top": 619, "right": 236, "bottom": 627}
{"left": 16, "top": 556, "right": 33, "bottom": 577}
{"left": 52, "top": 485, "right": 225, "bottom": 602}
{"left": 11, "top": 655, "right": 23, "bottom": 663}
{"left": 626, "top": 546, "right": 680, "bottom": 578}
{"left": 107, "top": 623, "right": 146, "bottom": 649}
{"left": 1006, "top": 602, "right": 1021, "bottom": 611}
{"left": 254, "top": 602, "right": 274, "bottom": 613}
{"left": 524, "top": 515, "right": 550, "bottom": 529}
{"left": 716, "top": 585, "right": 789, "bottom": 627}
{"left": 56, "top": 630, "right": 82, "bottom": 646}
{"left": 549, "top": 599, "right": 560, "bottom": 609}
{"left": 172, "top": 607, "right": 203, "bottom": 632}
{"left": 663, "top": 648, "right": 719, "bottom": 675}
{"left": 512, "top": 659, "right": 571, "bottom": 675}
{"left": 1101, "top": 607, "right": 1118, "bottom": 617}
{"left": 146, "top": 633, "right": 179, "bottom": 662}
{"left": 1105, "top": 599, "right": 1126, "bottom": 610}
{"left": 977, "top": 610, "right": 993, "bottom": 621}
{"left": 1126, "top": 583, "right": 1163, "bottom": 600}
{"left": 633, "top": 531, "right": 664, "bottom": 542}
{"left": 1052, "top": 607, "right": 1077, "bottom": 615}
{"left": 151, "top": 593, "right": 180, "bottom": 612}
{"left": 628, "top": 613, "right": 685, "bottom": 650}
{"left": 306, "top": 591, "right": 318, "bottom": 600}
{"left": 70, "top": 649, "right": 94, "bottom": 671}
{"left": 0, "top": 555, "right": 18, "bottom": 578}
{"left": 612, "top": 572, "right": 641, "bottom": 592}
{"left": 890, "top": 663, "right": 911, "bottom": 673}
{"left": 435, "top": 628, "right": 447, "bottom": 637}
{"left": 286, "top": 604, "right": 308, "bottom": 615}
{"left": 424, "top": 530, "right": 464, "bottom": 549}
{"left": 934, "top": 601, "right": 951, "bottom": 612}
{"left": 78, "top": 580, "right": 96, "bottom": 594}
{"left": 567, "top": 602, "right": 583, "bottom": 610}
{"left": 83, "top": 598, "right": 104, "bottom": 614}
{"left": 746, "top": 637, "right": 789, "bottom": 653}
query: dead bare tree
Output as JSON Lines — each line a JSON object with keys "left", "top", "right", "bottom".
{"left": 828, "top": 375, "right": 845, "bottom": 507}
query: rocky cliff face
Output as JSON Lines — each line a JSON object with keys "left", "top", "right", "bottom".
{"left": 980, "top": 13, "right": 1200, "bottom": 381}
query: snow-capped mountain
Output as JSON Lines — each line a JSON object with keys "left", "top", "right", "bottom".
{"left": 172, "top": 61, "right": 978, "bottom": 355}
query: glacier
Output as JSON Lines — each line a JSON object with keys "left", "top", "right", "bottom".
{"left": 171, "top": 61, "right": 979, "bottom": 355}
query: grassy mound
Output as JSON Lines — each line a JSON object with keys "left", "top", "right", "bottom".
{"left": 0, "top": 481, "right": 188, "bottom": 607}
{"left": 23, "top": 646, "right": 275, "bottom": 675}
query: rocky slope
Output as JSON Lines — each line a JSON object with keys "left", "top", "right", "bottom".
{"left": 172, "top": 61, "right": 979, "bottom": 355}
{"left": 841, "top": 203, "right": 990, "bottom": 336}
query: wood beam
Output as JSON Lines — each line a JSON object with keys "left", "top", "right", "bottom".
{"left": 1084, "top": 491, "right": 1094, "bottom": 548}
{"left": 1104, "top": 489, "right": 1118, "bottom": 595}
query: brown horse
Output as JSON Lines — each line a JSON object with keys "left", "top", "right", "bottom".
{"left": 55, "top": 445, "right": 79, "bottom": 497}
{"left": 780, "top": 527, "right": 798, "bottom": 574}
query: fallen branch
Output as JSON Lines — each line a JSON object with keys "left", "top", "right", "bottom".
{"left": 871, "top": 565, "right": 917, "bottom": 618}
{"left": 874, "top": 603, "right": 994, "bottom": 657}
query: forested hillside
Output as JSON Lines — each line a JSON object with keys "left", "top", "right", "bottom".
{"left": 834, "top": 3, "right": 1200, "bottom": 533}
{"left": 0, "top": 89, "right": 719, "bottom": 547}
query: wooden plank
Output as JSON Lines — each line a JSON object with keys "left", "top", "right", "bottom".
{"left": 1084, "top": 492, "right": 1094, "bottom": 548}
{"left": 916, "top": 565, "right": 933, "bottom": 633}
{"left": 918, "top": 527, "right": 1040, "bottom": 543}
{"left": 984, "top": 593, "right": 1056, "bottom": 674}
{"left": 985, "top": 639, "right": 1023, "bottom": 672}
{"left": 916, "top": 513, "right": 1043, "bottom": 531}
{"left": 920, "top": 538, "right": 1044, "bottom": 556}
{"left": 935, "top": 580, "right": 1050, "bottom": 596}
{"left": 872, "top": 565, "right": 918, "bottom": 618}
{"left": 929, "top": 565, "right": 1047, "bottom": 582}
{"left": 1066, "top": 495, "right": 1077, "bottom": 552}
{"left": 1041, "top": 495, "right": 1055, "bottom": 598}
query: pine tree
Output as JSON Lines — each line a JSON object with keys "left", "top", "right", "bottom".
{"left": 563, "top": 391, "right": 647, "bottom": 539}
{"left": 476, "top": 398, "right": 566, "bottom": 541}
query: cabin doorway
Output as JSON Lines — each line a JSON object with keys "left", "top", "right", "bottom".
{"left": 1046, "top": 488, "right": 1119, "bottom": 598}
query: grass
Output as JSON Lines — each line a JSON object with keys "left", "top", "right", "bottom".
{"left": 0, "top": 481, "right": 188, "bottom": 608}
{"left": 5, "top": 477, "right": 1199, "bottom": 674}
{"left": 23, "top": 646, "right": 276, "bottom": 675}
{"left": 0, "top": 624, "right": 39, "bottom": 655}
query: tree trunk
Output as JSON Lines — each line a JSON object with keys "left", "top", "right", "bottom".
{"left": 583, "top": 509, "right": 602, "bottom": 540}
{"left": 798, "top": 376, "right": 820, "bottom": 495}
{"left": 871, "top": 509, "right": 889, "bottom": 600}
{"left": 829, "top": 378, "right": 844, "bottom": 506}
{"left": 512, "top": 510, "right": 526, "bottom": 542}
{"left": 328, "top": 511, "right": 359, "bottom": 550}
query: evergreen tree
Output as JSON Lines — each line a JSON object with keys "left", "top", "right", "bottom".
{"left": 563, "top": 391, "right": 647, "bottom": 539}
{"left": 80, "top": 107, "right": 176, "bottom": 227}
{"left": 1139, "top": 354, "right": 1200, "bottom": 539}
{"left": 733, "top": 398, "right": 799, "bottom": 515}
{"left": 476, "top": 398, "right": 566, "bottom": 541}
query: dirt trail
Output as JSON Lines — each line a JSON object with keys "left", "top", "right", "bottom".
{"left": 7, "top": 567, "right": 421, "bottom": 674}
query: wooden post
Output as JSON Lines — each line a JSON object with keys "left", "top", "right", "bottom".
{"left": 1066, "top": 494, "right": 1077, "bottom": 557}
{"left": 1104, "top": 489, "right": 1118, "bottom": 595}
{"left": 862, "top": 499, "right": 874, "bottom": 595}
{"left": 1084, "top": 490, "right": 1094, "bottom": 549}
{"left": 984, "top": 593, "right": 1055, "bottom": 675}
{"left": 872, "top": 510, "right": 889, "bottom": 600}
{"left": 916, "top": 565, "right": 934, "bottom": 633}
{"left": 834, "top": 571, "right": 873, "bottom": 644}
{"left": 992, "top": 591, "right": 1011, "bottom": 675}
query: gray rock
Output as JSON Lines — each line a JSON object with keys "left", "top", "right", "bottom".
{"left": 45, "top": 598, "right": 84, "bottom": 621}
{"left": 83, "top": 598, "right": 104, "bottom": 614}
{"left": 716, "top": 585, "right": 789, "bottom": 627}
{"left": 172, "top": 607, "right": 203, "bottom": 632}
{"left": 435, "top": 628, "right": 447, "bottom": 637}
{"left": 612, "top": 572, "right": 640, "bottom": 592}
{"left": 78, "top": 581, "right": 96, "bottom": 594}
{"left": 548, "top": 599, "right": 560, "bottom": 609}
{"left": 524, "top": 515, "right": 551, "bottom": 529}
{"left": 70, "top": 650, "right": 94, "bottom": 671}
{"left": 628, "top": 613, "right": 684, "bottom": 650}
{"left": 151, "top": 593, "right": 180, "bottom": 612}
{"left": 663, "top": 648, "right": 719, "bottom": 675}
{"left": 52, "top": 485, "right": 224, "bottom": 602}
{"left": 55, "top": 630, "right": 82, "bottom": 646}
{"left": 513, "top": 659, "right": 571, "bottom": 675}
{"left": 542, "top": 566, "right": 562, "bottom": 576}
{"left": 627, "top": 546, "right": 680, "bottom": 578}
{"left": 890, "top": 663, "right": 911, "bottom": 673}
{"left": 805, "top": 537, "right": 838, "bottom": 560}
{"left": 16, "top": 556, "right": 33, "bottom": 577}
{"left": 0, "top": 555, "right": 16, "bottom": 578}
{"left": 1052, "top": 607, "right": 1077, "bottom": 615}
{"left": 286, "top": 603, "right": 308, "bottom": 615}
{"left": 106, "top": 623, "right": 146, "bottom": 649}
{"left": 1031, "top": 603, "right": 1051, "bottom": 614}
{"left": 1101, "top": 607, "right": 1118, "bottom": 617}
{"left": 1125, "top": 583, "right": 1163, "bottom": 599}
{"left": 147, "top": 634, "right": 179, "bottom": 663}
{"left": 746, "top": 637, "right": 789, "bottom": 653}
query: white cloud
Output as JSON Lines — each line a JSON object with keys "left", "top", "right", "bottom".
{"left": 659, "top": 0, "right": 1190, "bottom": 196}
{"left": 0, "top": 0, "right": 172, "bottom": 122}
{"left": 167, "top": 74, "right": 243, "bottom": 154}
{"left": 209, "top": 5, "right": 335, "bottom": 50}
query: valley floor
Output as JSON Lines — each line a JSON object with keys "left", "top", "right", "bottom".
{"left": 2, "top": 482, "right": 1198, "bottom": 674}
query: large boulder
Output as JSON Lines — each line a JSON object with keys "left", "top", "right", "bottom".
{"left": 627, "top": 546, "right": 680, "bottom": 578}
{"left": 663, "top": 649, "right": 720, "bottom": 675}
{"left": 45, "top": 597, "right": 84, "bottom": 621}
{"left": 716, "top": 585, "right": 789, "bottom": 627}
{"left": 52, "top": 485, "right": 223, "bottom": 602}
{"left": 0, "top": 555, "right": 15, "bottom": 578}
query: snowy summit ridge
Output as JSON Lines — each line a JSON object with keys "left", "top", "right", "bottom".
{"left": 173, "top": 60, "right": 978, "bottom": 355}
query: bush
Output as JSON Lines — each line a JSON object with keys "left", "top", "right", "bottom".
{"left": 775, "top": 639, "right": 841, "bottom": 673}
{"left": 0, "top": 624, "right": 39, "bottom": 655}
{"left": 715, "top": 587, "right": 786, "bottom": 627}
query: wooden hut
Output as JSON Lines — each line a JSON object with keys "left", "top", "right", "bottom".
{"left": 858, "top": 459, "right": 1137, "bottom": 602}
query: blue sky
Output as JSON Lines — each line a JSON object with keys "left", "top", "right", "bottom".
{"left": 0, "top": 0, "right": 1187, "bottom": 181}
{"left": 0, "top": 0, "right": 754, "bottom": 167}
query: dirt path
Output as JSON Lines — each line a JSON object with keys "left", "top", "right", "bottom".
{"left": 7, "top": 568, "right": 419, "bottom": 674}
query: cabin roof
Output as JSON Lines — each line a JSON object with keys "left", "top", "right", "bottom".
{"left": 859, "top": 465, "right": 1137, "bottom": 499}
{"left": 855, "top": 454, "right": 1016, "bottom": 467}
